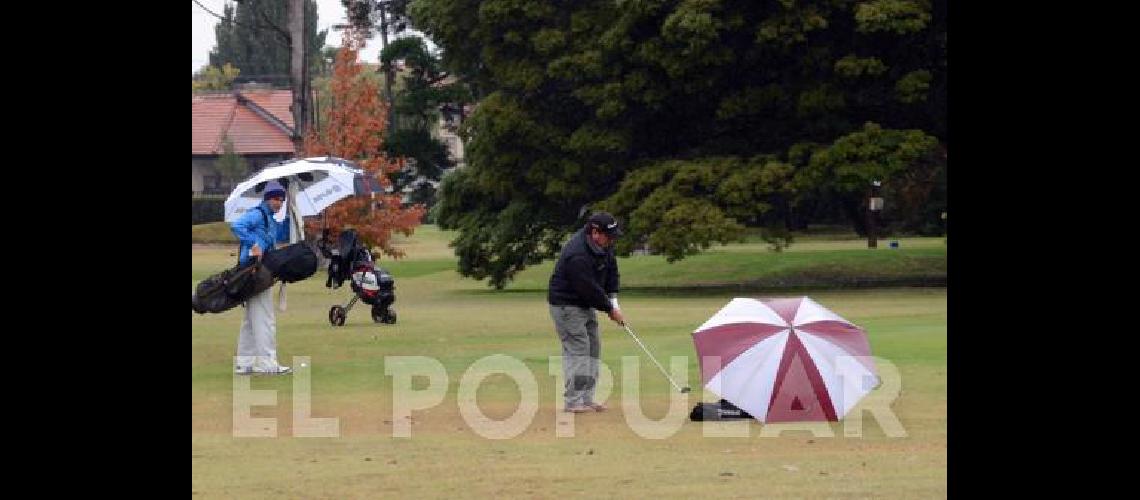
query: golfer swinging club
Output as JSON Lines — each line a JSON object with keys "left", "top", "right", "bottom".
{"left": 548, "top": 211, "right": 625, "bottom": 413}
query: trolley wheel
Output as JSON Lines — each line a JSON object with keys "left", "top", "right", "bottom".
{"left": 329, "top": 305, "right": 347, "bottom": 326}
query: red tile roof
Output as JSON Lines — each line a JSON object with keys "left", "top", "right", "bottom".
{"left": 242, "top": 90, "right": 295, "bottom": 128}
{"left": 192, "top": 90, "right": 296, "bottom": 155}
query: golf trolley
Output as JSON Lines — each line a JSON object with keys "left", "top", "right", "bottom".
{"left": 317, "top": 228, "right": 396, "bottom": 326}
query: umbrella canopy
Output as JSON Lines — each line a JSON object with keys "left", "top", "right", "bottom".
{"left": 691, "top": 297, "right": 879, "bottom": 423}
{"left": 223, "top": 156, "right": 379, "bottom": 222}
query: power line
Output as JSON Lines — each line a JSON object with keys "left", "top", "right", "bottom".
{"left": 192, "top": 0, "right": 290, "bottom": 47}
{"left": 193, "top": 0, "right": 248, "bottom": 29}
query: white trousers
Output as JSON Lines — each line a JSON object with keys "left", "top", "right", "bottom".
{"left": 234, "top": 286, "right": 281, "bottom": 371}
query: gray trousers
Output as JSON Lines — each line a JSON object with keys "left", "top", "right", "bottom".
{"left": 550, "top": 305, "right": 600, "bottom": 406}
{"left": 235, "top": 286, "right": 281, "bottom": 372}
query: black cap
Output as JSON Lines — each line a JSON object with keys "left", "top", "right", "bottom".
{"left": 586, "top": 211, "right": 623, "bottom": 237}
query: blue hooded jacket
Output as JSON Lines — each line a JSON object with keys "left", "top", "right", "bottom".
{"left": 230, "top": 201, "right": 290, "bottom": 265}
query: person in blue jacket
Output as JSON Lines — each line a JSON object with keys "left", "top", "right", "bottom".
{"left": 230, "top": 180, "right": 292, "bottom": 375}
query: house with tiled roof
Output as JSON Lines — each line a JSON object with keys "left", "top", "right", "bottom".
{"left": 192, "top": 88, "right": 296, "bottom": 195}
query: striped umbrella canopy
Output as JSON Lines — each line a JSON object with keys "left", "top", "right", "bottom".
{"left": 692, "top": 297, "right": 879, "bottom": 423}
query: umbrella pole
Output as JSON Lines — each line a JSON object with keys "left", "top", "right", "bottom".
{"left": 288, "top": 181, "right": 304, "bottom": 243}
{"left": 278, "top": 181, "right": 304, "bottom": 312}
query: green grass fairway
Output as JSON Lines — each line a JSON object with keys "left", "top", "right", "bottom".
{"left": 193, "top": 225, "right": 946, "bottom": 498}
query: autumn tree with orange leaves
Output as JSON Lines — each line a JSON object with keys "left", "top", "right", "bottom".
{"left": 303, "top": 32, "right": 425, "bottom": 258}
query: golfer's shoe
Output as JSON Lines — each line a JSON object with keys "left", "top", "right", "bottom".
{"left": 563, "top": 405, "right": 591, "bottom": 413}
{"left": 253, "top": 366, "right": 292, "bottom": 376}
{"left": 586, "top": 402, "right": 608, "bottom": 412}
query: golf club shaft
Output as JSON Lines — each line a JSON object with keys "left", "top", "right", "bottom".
{"left": 622, "top": 323, "right": 686, "bottom": 393}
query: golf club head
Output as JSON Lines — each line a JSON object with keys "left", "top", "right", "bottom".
{"left": 681, "top": 387, "right": 691, "bottom": 393}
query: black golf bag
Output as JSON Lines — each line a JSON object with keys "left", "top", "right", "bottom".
{"left": 318, "top": 228, "right": 396, "bottom": 326}
{"left": 192, "top": 259, "right": 276, "bottom": 314}
{"left": 262, "top": 240, "right": 321, "bottom": 283}
{"left": 689, "top": 399, "right": 755, "bottom": 421}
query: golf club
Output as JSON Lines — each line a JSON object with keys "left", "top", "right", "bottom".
{"left": 621, "top": 322, "right": 691, "bottom": 393}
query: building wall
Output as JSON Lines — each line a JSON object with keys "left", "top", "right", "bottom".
{"left": 192, "top": 157, "right": 214, "bottom": 195}
{"left": 247, "top": 154, "right": 293, "bottom": 171}
{"left": 442, "top": 133, "right": 465, "bottom": 168}
{"left": 434, "top": 119, "right": 466, "bottom": 168}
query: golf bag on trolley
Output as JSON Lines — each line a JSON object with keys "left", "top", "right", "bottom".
{"left": 317, "top": 228, "right": 396, "bottom": 326}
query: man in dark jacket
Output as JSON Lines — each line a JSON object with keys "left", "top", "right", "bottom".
{"left": 548, "top": 212, "right": 625, "bottom": 413}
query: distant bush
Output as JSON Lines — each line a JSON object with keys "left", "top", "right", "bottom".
{"left": 193, "top": 197, "right": 225, "bottom": 224}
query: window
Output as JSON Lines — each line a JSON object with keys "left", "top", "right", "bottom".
{"left": 202, "top": 175, "right": 229, "bottom": 195}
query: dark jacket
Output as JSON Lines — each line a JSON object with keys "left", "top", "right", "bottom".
{"left": 547, "top": 228, "right": 620, "bottom": 312}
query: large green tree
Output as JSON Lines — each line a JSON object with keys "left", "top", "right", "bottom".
{"left": 381, "top": 36, "right": 473, "bottom": 194}
{"left": 208, "top": 0, "right": 328, "bottom": 85}
{"left": 415, "top": 0, "right": 946, "bottom": 288}
{"left": 791, "top": 122, "right": 945, "bottom": 236}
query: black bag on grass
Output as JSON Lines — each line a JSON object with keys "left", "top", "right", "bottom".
{"left": 262, "top": 241, "right": 320, "bottom": 283}
{"left": 689, "top": 399, "right": 754, "bottom": 421}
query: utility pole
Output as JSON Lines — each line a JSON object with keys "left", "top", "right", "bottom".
{"left": 288, "top": 0, "right": 308, "bottom": 155}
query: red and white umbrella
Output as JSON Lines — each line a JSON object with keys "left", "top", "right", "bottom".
{"left": 692, "top": 297, "right": 879, "bottom": 423}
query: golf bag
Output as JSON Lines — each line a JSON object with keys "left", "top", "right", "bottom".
{"left": 318, "top": 228, "right": 397, "bottom": 326}
{"left": 689, "top": 399, "right": 754, "bottom": 422}
{"left": 262, "top": 240, "right": 321, "bottom": 283}
{"left": 192, "top": 260, "right": 276, "bottom": 314}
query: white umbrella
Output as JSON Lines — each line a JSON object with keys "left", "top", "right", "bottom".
{"left": 223, "top": 156, "right": 376, "bottom": 223}
{"left": 692, "top": 297, "right": 878, "bottom": 423}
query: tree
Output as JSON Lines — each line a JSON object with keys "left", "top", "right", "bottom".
{"left": 208, "top": 0, "right": 328, "bottom": 86}
{"left": 192, "top": 63, "right": 241, "bottom": 92}
{"left": 791, "top": 122, "right": 944, "bottom": 236}
{"left": 340, "top": 0, "right": 416, "bottom": 127}
{"left": 597, "top": 155, "right": 796, "bottom": 262}
{"left": 416, "top": 0, "right": 946, "bottom": 288}
{"left": 311, "top": 64, "right": 383, "bottom": 136}
{"left": 303, "top": 33, "right": 426, "bottom": 258}
{"left": 214, "top": 136, "right": 249, "bottom": 185}
{"left": 380, "top": 36, "right": 472, "bottom": 191}
{"left": 341, "top": 0, "right": 413, "bottom": 40}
